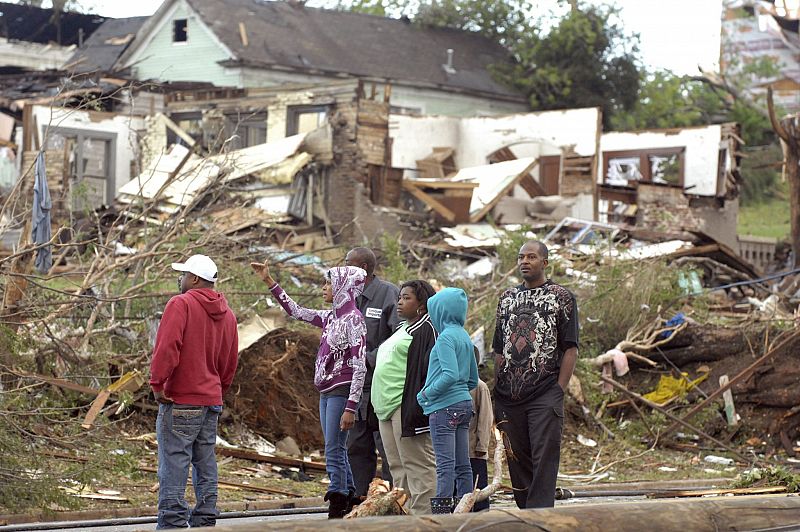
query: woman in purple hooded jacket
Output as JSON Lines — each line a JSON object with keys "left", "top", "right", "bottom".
{"left": 252, "top": 260, "right": 367, "bottom": 519}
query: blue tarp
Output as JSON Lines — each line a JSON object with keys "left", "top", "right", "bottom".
{"left": 31, "top": 151, "right": 52, "bottom": 274}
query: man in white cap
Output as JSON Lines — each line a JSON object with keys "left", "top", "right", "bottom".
{"left": 150, "top": 254, "right": 239, "bottom": 529}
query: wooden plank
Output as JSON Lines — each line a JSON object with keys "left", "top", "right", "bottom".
{"left": 403, "top": 179, "right": 479, "bottom": 190}
{"left": 720, "top": 375, "right": 738, "bottom": 426}
{"left": 139, "top": 466, "right": 301, "bottom": 497}
{"left": 519, "top": 174, "right": 546, "bottom": 197}
{"left": 159, "top": 113, "right": 196, "bottom": 147}
{"left": 81, "top": 389, "right": 112, "bottom": 429}
{"left": 215, "top": 446, "right": 327, "bottom": 472}
{"left": 239, "top": 22, "right": 249, "bottom": 47}
{"left": 402, "top": 181, "right": 457, "bottom": 222}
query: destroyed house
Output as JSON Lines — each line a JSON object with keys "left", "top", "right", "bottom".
{"left": 598, "top": 123, "right": 741, "bottom": 248}
{"left": 110, "top": 0, "right": 528, "bottom": 117}
{"left": 722, "top": 1, "right": 800, "bottom": 112}
{"left": 0, "top": 2, "right": 106, "bottom": 73}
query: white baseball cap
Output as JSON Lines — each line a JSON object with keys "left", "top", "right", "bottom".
{"left": 171, "top": 254, "right": 218, "bottom": 283}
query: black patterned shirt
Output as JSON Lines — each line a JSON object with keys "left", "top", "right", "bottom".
{"left": 492, "top": 281, "right": 579, "bottom": 404}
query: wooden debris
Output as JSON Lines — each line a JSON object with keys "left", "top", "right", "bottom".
{"left": 719, "top": 375, "right": 738, "bottom": 426}
{"left": 454, "top": 427, "right": 505, "bottom": 513}
{"left": 648, "top": 486, "right": 786, "bottom": 498}
{"left": 600, "top": 376, "right": 759, "bottom": 466}
{"left": 661, "top": 328, "right": 800, "bottom": 437}
{"left": 345, "top": 479, "right": 407, "bottom": 518}
{"left": 216, "top": 446, "right": 327, "bottom": 472}
{"left": 139, "top": 466, "right": 301, "bottom": 497}
{"left": 82, "top": 370, "right": 146, "bottom": 429}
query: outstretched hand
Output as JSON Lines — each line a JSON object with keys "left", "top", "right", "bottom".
{"left": 250, "top": 260, "right": 275, "bottom": 286}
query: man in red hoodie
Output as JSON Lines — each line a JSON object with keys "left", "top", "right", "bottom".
{"left": 150, "top": 254, "right": 238, "bottom": 529}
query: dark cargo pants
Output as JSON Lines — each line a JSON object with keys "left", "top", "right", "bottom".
{"left": 494, "top": 383, "right": 564, "bottom": 508}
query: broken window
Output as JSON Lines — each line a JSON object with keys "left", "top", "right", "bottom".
{"left": 173, "top": 19, "right": 188, "bottom": 43}
{"left": 286, "top": 105, "right": 328, "bottom": 136}
{"left": 167, "top": 112, "right": 203, "bottom": 147}
{"left": 46, "top": 129, "right": 115, "bottom": 212}
{"left": 225, "top": 111, "right": 267, "bottom": 149}
{"left": 603, "top": 148, "right": 685, "bottom": 187}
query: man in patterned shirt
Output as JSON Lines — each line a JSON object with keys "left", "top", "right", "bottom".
{"left": 492, "top": 240, "right": 579, "bottom": 508}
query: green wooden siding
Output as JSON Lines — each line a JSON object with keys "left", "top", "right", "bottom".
{"left": 132, "top": 1, "right": 240, "bottom": 87}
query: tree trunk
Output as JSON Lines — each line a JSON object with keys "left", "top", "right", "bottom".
{"left": 767, "top": 87, "right": 800, "bottom": 267}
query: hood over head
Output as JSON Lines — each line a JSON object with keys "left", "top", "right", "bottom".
{"left": 185, "top": 287, "right": 230, "bottom": 321}
{"left": 328, "top": 265, "right": 366, "bottom": 318}
{"left": 427, "top": 287, "right": 467, "bottom": 332}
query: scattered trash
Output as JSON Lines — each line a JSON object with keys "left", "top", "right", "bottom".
{"left": 577, "top": 434, "right": 598, "bottom": 447}
{"left": 704, "top": 455, "right": 735, "bottom": 466}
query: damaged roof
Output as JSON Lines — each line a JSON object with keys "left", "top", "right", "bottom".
{"left": 0, "top": 2, "right": 106, "bottom": 46}
{"left": 131, "top": 0, "right": 522, "bottom": 100}
{"left": 65, "top": 16, "right": 148, "bottom": 73}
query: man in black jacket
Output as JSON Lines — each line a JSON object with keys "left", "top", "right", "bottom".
{"left": 344, "top": 247, "right": 399, "bottom": 499}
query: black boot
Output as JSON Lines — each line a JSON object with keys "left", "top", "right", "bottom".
{"left": 326, "top": 491, "right": 349, "bottom": 519}
{"left": 345, "top": 489, "right": 363, "bottom": 514}
{"left": 430, "top": 496, "right": 453, "bottom": 514}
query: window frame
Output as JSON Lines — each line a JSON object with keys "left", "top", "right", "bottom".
{"left": 285, "top": 104, "right": 329, "bottom": 136}
{"left": 603, "top": 147, "right": 686, "bottom": 188}
{"left": 173, "top": 19, "right": 188, "bottom": 44}
{"left": 47, "top": 127, "right": 117, "bottom": 206}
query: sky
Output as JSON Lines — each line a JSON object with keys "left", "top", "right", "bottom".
{"left": 30, "top": 0, "right": 723, "bottom": 76}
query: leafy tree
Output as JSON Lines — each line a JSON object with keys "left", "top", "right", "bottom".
{"left": 330, "top": 0, "right": 642, "bottom": 127}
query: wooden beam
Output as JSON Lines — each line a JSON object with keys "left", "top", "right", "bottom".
{"left": 238, "top": 22, "right": 249, "bottom": 47}
{"left": 215, "top": 446, "right": 327, "bottom": 473}
{"left": 159, "top": 113, "right": 196, "bottom": 147}
{"left": 519, "top": 173, "right": 546, "bottom": 197}
{"left": 402, "top": 181, "right": 457, "bottom": 222}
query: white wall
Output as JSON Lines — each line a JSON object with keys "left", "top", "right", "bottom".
{"left": 600, "top": 124, "right": 722, "bottom": 196}
{"left": 390, "top": 107, "right": 600, "bottom": 170}
{"left": 33, "top": 105, "right": 144, "bottom": 198}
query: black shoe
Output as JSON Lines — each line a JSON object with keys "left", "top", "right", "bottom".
{"left": 430, "top": 496, "right": 453, "bottom": 514}
{"left": 326, "top": 491, "right": 349, "bottom": 519}
{"left": 345, "top": 489, "right": 363, "bottom": 514}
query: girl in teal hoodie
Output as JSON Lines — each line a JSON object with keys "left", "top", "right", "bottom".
{"left": 416, "top": 287, "right": 478, "bottom": 513}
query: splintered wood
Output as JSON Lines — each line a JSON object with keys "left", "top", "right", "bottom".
{"left": 344, "top": 478, "right": 408, "bottom": 518}
{"left": 453, "top": 427, "right": 505, "bottom": 513}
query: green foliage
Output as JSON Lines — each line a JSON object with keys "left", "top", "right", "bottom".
{"left": 335, "top": 0, "right": 641, "bottom": 127}
{"left": 501, "top": 5, "right": 640, "bottom": 127}
{"left": 733, "top": 466, "right": 800, "bottom": 492}
{"left": 738, "top": 182, "right": 791, "bottom": 239}
{"left": 377, "top": 233, "right": 413, "bottom": 285}
{"left": 576, "top": 256, "right": 694, "bottom": 354}
{"left": 739, "top": 144, "right": 783, "bottom": 206}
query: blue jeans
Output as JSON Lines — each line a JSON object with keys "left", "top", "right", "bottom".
{"left": 156, "top": 403, "right": 221, "bottom": 529}
{"left": 319, "top": 394, "right": 355, "bottom": 495}
{"left": 429, "top": 399, "right": 473, "bottom": 498}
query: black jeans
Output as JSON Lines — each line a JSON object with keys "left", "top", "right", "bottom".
{"left": 347, "top": 397, "right": 392, "bottom": 496}
{"left": 494, "top": 383, "right": 564, "bottom": 508}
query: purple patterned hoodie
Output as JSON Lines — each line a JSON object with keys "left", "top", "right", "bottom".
{"left": 269, "top": 266, "right": 367, "bottom": 412}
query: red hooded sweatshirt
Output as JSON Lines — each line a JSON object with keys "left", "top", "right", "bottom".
{"left": 150, "top": 288, "right": 239, "bottom": 405}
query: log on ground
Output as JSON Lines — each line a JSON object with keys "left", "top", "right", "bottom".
{"left": 214, "top": 495, "right": 800, "bottom": 531}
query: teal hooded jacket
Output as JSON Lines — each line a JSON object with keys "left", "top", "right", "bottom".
{"left": 416, "top": 287, "right": 478, "bottom": 415}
